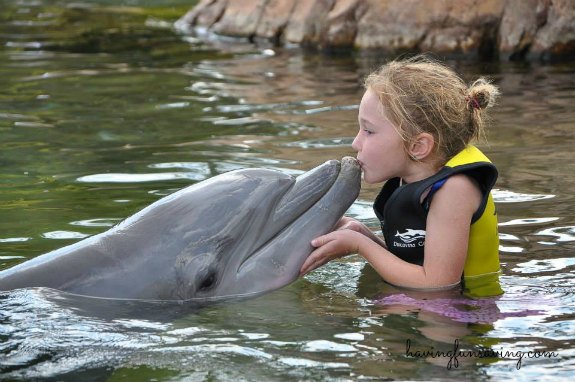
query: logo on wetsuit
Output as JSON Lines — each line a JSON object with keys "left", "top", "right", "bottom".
{"left": 394, "top": 229, "right": 426, "bottom": 248}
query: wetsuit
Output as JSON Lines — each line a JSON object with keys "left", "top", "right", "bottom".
{"left": 373, "top": 145, "right": 502, "bottom": 297}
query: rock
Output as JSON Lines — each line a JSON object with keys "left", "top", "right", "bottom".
{"left": 212, "top": 0, "right": 268, "bottom": 38}
{"left": 531, "top": 0, "right": 575, "bottom": 60}
{"left": 256, "top": 0, "right": 298, "bottom": 41}
{"left": 283, "top": 0, "right": 334, "bottom": 46}
{"left": 178, "top": 0, "right": 226, "bottom": 30}
{"left": 499, "top": 0, "right": 575, "bottom": 60}
{"left": 499, "top": 0, "right": 543, "bottom": 60}
{"left": 354, "top": 0, "right": 428, "bottom": 51}
{"left": 178, "top": 0, "right": 575, "bottom": 60}
{"left": 325, "top": 0, "right": 360, "bottom": 48}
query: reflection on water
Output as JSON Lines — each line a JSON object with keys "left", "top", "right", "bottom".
{"left": 1, "top": 0, "right": 574, "bottom": 380}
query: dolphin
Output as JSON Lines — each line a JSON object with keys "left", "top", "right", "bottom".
{"left": 0, "top": 157, "right": 361, "bottom": 302}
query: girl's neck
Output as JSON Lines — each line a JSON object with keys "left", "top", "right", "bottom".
{"left": 402, "top": 160, "right": 442, "bottom": 184}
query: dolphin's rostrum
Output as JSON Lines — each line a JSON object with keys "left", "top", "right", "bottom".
{"left": 0, "top": 157, "right": 361, "bottom": 302}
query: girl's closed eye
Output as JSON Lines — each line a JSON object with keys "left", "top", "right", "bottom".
{"left": 363, "top": 128, "right": 374, "bottom": 135}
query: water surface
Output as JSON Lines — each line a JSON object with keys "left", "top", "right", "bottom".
{"left": 1, "top": 1, "right": 574, "bottom": 380}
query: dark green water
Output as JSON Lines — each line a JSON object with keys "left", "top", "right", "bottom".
{"left": 1, "top": 1, "right": 574, "bottom": 380}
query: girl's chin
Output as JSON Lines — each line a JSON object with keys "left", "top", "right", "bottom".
{"left": 361, "top": 170, "right": 386, "bottom": 185}
{"left": 361, "top": 172, "right": 377, "bottom": 185}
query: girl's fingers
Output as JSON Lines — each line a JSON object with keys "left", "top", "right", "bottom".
{"left": 301, "top": 241, "right": 334, "bottom": 275}
{"left": 311, "top": 232, "right": 335, "bottom": 247}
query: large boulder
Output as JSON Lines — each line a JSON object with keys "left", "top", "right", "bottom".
{"left": 178, "top": 0, "right": 575, "bottom": 60}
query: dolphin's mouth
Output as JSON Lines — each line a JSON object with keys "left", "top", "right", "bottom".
{"left": 340, "top": 156, "right": 360, "bottom": 171}
{"left": 232, "top": 157, "right": 361, "bottom": 283}
{"left": 272, "top": 159, "right": 342, "bottom": 219}
{"left": 227, "top": 159, "right": 342, "bottom": 271}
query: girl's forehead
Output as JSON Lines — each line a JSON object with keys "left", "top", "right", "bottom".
{"left": 359, "top": 90, "right": 386, "bottom": 119}
{"left": 359, "top": 90, "right": 379, "bottom": 111}
{"left": 361, "top": 89, "right": 377, "bottom": 102}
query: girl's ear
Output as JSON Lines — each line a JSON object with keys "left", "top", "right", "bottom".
{"left": 408, "top": 132, "right": 435, "bottom": 161}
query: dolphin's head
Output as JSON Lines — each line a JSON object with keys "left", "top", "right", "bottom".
{"left": 165, "top": 157, "right": 361, "bottom": 301}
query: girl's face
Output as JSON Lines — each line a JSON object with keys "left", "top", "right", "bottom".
{"left": 352, "top": 89, "right": 410, "bottom": 184}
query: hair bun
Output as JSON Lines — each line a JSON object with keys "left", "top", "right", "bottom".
{"left": 467, "top": 78, "right": 500, "bottom": 110}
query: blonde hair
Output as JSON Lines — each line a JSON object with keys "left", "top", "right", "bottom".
{"left": 364, "top": 55, "right": 500, "bottom": 162}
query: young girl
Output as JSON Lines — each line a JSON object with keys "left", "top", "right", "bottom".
{"left": 300, "top": 55, "right": 503, "bottom": 297}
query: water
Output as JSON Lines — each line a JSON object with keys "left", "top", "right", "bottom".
{"left": 1, "top": 0, "right": 574, "bottom": 380}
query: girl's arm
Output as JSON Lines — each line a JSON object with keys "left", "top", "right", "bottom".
{"left": 301, "top": 174, "right": 482, "bottom": 289}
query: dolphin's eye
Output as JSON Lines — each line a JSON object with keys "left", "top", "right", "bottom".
{"left": 198, "top": 271, "right": 216, "bottom": 291}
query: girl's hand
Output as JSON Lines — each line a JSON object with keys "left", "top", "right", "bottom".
{"left": 335, "top": 217, "right": 387, "bottom": 248}
{"left": 334, "top": 216, "right": 365, "bottom": 232}
{"left": 299, "top": 229, "right": 360, "bottom": 275}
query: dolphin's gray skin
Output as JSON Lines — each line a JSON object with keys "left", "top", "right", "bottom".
{"left": 0, "top": 157, "right": 360, "bottom": 302}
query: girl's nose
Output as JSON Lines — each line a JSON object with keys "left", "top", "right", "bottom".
{"left": 351, "top": 133, "right": 361, "bottom": 152}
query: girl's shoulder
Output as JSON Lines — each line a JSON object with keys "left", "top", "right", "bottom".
{"left": 431, "top": 173, "right": 483, "bottom": 216}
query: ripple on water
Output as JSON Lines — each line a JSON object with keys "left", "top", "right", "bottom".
{"left": 282, "top": 138, "right": 353, "bottom": 149}
{"left": 499, "top": 245, "right": 525, "bottom": 253}
{"left": 295, "top": 104, "right": 359, "bottom": 115}
{"left": 512, "top": 257, "right": 575, "bottom": 274}
{"left": 149, "top": 344, "right": 273, "bottom": 360}
{"left": 69, "top": 218, "right": 120, "bottom": 227}
{"left": 499, "top": 217, "right": 560, "bottom": 226}
{"left": 493, "top": 189, "right": 555, "bottom": 203}
{"left": 535, "top": 225, "right": 575, "bottom": 243}
{"left": 333, "top": 332, "right": 365, "bottom": 341}
{"left": 149, "top": 161, "right": 211, "bottom": 172}
{"left": 277, "top": 357, "right": 349, "bottom": 369}
{"left": 301, "top": 340, "right": 358, "bottom": 353}
{"left": 187, "top": 81, "right": 231, "bottom": 95}
{"left": 41, "top": 231, "right": 90, "bottom": 240}
{"left": 211, "top": 116, "right": 267, "bottom": 126}
{"left": 76, "top": 172, "right": 207, "bottom": 183}
{"left": 155, "top": 101, "right": 190, "bottom": 110}
{"left": 215, "top": 102, "right": 301, "bottom": 113}
{"left": 0, "top": 237, "right": 31, "bottom": 243}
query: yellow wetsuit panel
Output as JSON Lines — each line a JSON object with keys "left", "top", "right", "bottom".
{"left": 446, "top": 146, "right": 503, "bottom": 297}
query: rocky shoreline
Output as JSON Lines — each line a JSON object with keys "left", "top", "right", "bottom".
{"left": 177, "top": 0, "right": 575, "bottom": 61}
